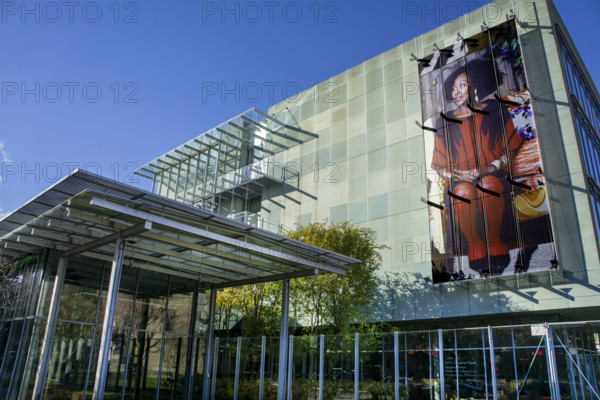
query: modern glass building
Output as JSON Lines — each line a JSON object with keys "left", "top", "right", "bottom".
{"left": 0, "top": 171, "right": 357, "bottom": 399}
{"left": 136, "top": 0, "right": 600, "bottom": 325}
{"left": 2, "top": 0, "right": 600, "bottom": 398}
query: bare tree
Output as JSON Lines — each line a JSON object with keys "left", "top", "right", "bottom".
{"left": 0, "top": 255, "right": 21, "bottom": 348}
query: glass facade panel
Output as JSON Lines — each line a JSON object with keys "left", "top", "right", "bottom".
{"left": 104, "top": 328, "right": 131, "bottom": 398}
{"left": 455, "top": 348, "right": 489, "bottom": 400}
{"left": 0, "top": 319, "right": 25, "bottom": 389}
{"left": 493, "top": 346, "right": 517, "bottom": 400}
{"left": 514, "top": 348, "right": 550, "bottom": 399}
{"left": 16, "top": 319, "right": 47, "bottom": 400}
{"left": 407, "top": 348, "right": 434, "bottom": 400}
{"left": 214, "top": 336, "right": 238, "bottom": 400}
{"left": 42, "top": 322, "right": 95, "bottom": 400}
{"left": 160, "top": 335, "right": 188, "bottom": 400}
{"left": 323, "top": 334, "right": 354, "bottom": 399}
{"left": 166, "top": 278, "right": 195, "bottom": 336}
{"left": 290, "top": 335, "right": 318, "bottom": 400}
{"left": 262, "top": 336, "right": 280, "bottom": 398}
{"left": 557, "top": 26, "right": 600, "bottom": 241}
{"left": 0, "top": 251, "right": 210, "bottom": 400}
{"left": 236, "top": 337, "right": 262, "bottom": 400}
{"left": 135, "top": 334, "right": 163, "bottom": 399}
{"left": 58, "top": 282, "right": 100, "bottom": 324}
{"left": 359, "top": 332, "right": 384, "bottom": 384}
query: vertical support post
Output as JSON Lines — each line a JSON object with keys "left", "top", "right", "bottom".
{"left": 202, "top": 289, "right": 217, "bottom": 400}
{"left": 277, "top": 279, "right": 290, "bottom": 400}
{"left": 259, "top": 336, "right": 266, "bottom": 400}
{"left": 511, "top": 327, "right": 519, "bottom": 396}
{"left": 233, "top": 336, "right": 242, "bottom": 400}
{"left": 92, "top": 238, "right": 126, "bottom": 400}
{"left": 32, "top": 256, "right": 68, "bottom": 400}
{"left": 427, "top": 332, "right": 431, "bottom": 399}
{"left": 355, "top": 333, "right": 359, "bottom": 400}
{"left": 438, "top": 329, "right": 445, "bottom": 400}
{"left": 567, "top": 330, "right": 580, "bottom": 400}
{"left": 545, "top": 324, "right": 561, "bottom": 400}
{"left": 156, "top": 275, "right": 171, "bottom": 396}
{"left": 453, "top": 330, "right": 459, "bottom": 399}
{"left": 488, "top": 326, "right": 498, "bottom": 400}
{"left": 183, "top": 282, "right": 199, "bottom": 400}
{"left": 84, "top": 263, "right": 107, "bottom": 397}
{"left": 211, "top": 337, "right": 219, "bottom": 400}
{"left": 287, "top": 335, "right": 294, "bottom": 400}
{"left": 394, "top": 331, "right": 399, "bottom": 400}
{"left": 121, "top": 269, "right": 139, "bottom": 400}
{"left": 319, "top": 334, "right": 325, "bottom": 400}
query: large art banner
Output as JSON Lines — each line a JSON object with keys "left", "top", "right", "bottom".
{"left": 419, "top": 20, "right": 555, "bottom": 283}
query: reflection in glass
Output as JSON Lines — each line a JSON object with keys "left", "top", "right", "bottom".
{"left": 323, "top": 334, "right": 355, "bottom": 399}
{"left": 214, "top": 337, "right": 237, "bottom": 400}
{"left": 160, "top": 335, "right": 188, "bottom": 399}
{"left": 42, "top": 322, "right": 95, "bottom": 400}
{"left": 291, "top": 335, "right": 318, "bottom": 400}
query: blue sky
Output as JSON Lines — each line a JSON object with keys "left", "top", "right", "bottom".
{"left": 0, "top": 0, "right": 598, "bottom": 216}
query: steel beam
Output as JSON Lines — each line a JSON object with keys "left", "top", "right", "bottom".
{"left": 63, "top": 209, "right": 291, "bottom": 275}
{"left": 228, "top": 120, "right": 289, "bottom": 150}
{"left": 63, "top": 221, "right": 151, "bottom": 257}
{"left": 211, "top": 269, "right": 318, "bottom": 289}
{"left": 89, "top": 197, "right": 348, "bottom": 275}
{"left": 240, "top": 114, "right": 303, "bottom": 144}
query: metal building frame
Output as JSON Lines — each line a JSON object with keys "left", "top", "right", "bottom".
{"left": 0, "top": 169, "right": 358, "bottom": 400}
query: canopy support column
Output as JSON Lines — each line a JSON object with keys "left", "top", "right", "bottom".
{"left": 32, "top": 256, "right": 68, "bottom": 399}
{"left": 277, "top": 279, "right": 290, "bottom": 400}
{"left": 202, "top": 289, "right": 217, "bottom": 400}
{"left": 92, "top": 238, "right": 126, "bottom": 400}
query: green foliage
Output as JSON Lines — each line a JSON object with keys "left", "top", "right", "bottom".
{"left": 363, "top": 381, "right": 408, "bottom": 400}
{"left": 286, "top": 221, "right": 386, "bottom": 334}
{"left": 236, "top": 379, "right": 278, "bottom": 400}
{"left": 215, "top": 220, "right": 386, "bottom": 336}
{"left": 214, "top": 377, "right": 234, "bottom": 399}
{"left": 216, "top": 282, "right": 282, "bottom": 337}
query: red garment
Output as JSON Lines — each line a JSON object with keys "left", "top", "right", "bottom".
{"left": 431, "top": 101, "right": 522, "bottom": 178}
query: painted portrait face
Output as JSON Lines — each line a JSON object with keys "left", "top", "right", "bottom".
{"left": 452, "top": 72, "right": 469, "bottom": 107}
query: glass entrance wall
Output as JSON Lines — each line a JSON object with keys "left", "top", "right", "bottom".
{"left": 97, "top": 269, "right": 208, "bottom": 400}
{"left": 0, "top": 252, "right": 210, "bottom": 400}
{"left": 0, "top": 254, "right": 47, "bottom": 400}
